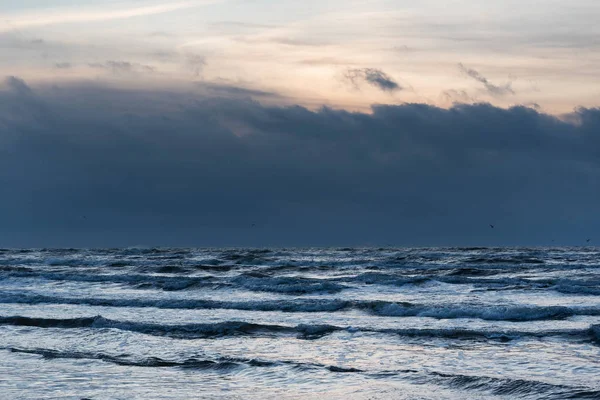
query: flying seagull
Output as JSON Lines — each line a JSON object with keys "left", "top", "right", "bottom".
{"left": 489, "top": 224, "right": 494, "bottom": 229}
{"left": 586, "top": 238, "right": 591, "bottom": 243}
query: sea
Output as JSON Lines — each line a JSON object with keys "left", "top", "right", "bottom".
{"left": 0, "top": 247, "right": 599, "bottom": 399}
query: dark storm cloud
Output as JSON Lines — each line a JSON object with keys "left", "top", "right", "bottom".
{"left": 344, "top": 68, "right": 402, "bottom": 92}
{"left": 458, "top": 63, "right": 515, "bottom": 96}
{"left": 1, "top": 77, "right": 599, "bottom": 247}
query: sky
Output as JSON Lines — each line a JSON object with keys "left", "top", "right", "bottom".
{"left": 1, "top": 0, "right": 599, "bottom": 247}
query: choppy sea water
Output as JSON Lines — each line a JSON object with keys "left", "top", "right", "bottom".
{"left": 0, "top": 247, "right": 599, "bottom": 399}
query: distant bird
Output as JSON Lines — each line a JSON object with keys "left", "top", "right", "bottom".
{"left": 489, "top": 224, "right": 494, "bottom": 229}
{"left": 251, "top": 223, "right": 256, "bottom": 228}
{"left": 586, "top": 238, "right": 591, "bottom": 243}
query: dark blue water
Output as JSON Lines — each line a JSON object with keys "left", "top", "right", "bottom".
{"left": 1, "top": 247, "right": 599, "bottom": 399}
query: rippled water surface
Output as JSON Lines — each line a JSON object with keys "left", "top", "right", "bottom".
{"left": 1, "top": 247, "right": 599, "bottom": 399}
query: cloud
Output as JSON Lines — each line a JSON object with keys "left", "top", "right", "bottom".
{"left": 270, "top": 37, "right": 329, "bottom": 47}
{"left": 149, "top": 50, "right": 179, "bottom": 61}
{"left": 55, "top": 62, "right": 72, "bottom": 69}
{"left": 441, "top": 89, "right": 475, "bottom": 105}
{"left": 185, "top": 54, "right": 206, "bottom": 77}
{"left": 300, "top": 57, "right": 353, "bottom": 66}
{"left": 458, "top": 63, "right": 515, "bottom": 96}
{"left": 88, "top": 61, "right": 156, "bottom": 74}
{"left": 199, "top": 82, "right": 280, "bottom": 99}
{"left": 148, "top": 31, "right": 175, "bottom": 38}
{"left": 1, "top": 77, "right": 599, "bottom": 247}
{"left": 392, "top": 45, "right": 417, "bottom": 53}
{"left": 3, "top": 76, "right": 33, "bottom": 96}
{"left": 1, "top": 1, "right": 221, "bottom": 31}
{"left": 344, "top": 68, "right": 402, "bottom": 92}
{"left": 0, "top": 34, "right": 56, "bottom": 50}
{"left": 210, "top": 21, "right": 277, "bottom": 30}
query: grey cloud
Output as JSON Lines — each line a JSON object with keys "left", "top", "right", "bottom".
{"left": 151, "top": 50, "right": 179, "bottom": 60}
{"left": 231, "top": 35, "right": 328, "bottom": 47}
{"left": 88, "top": 60, "right": 156, "bottom": 74}
{"left": 392, "top": 45, "right": 417, "bottom": 53}
{"left": 209, "top": 21, "right": 278, "bottom": 36}
{"left": 4, "top": 76, "right": 33, "bottom": 96}
{"left": 199, "top": 82, "right": 280, "bottom": 99}
{"left": 1, "top": 77, "right": 600, "bottom": 247}
{"left": 148, "top": 31, "right": 174, "bottom": 38}
{"left": 270, "top": 37, "right": 329, "bottom": 47}
{"left": 55, "top": 62, "right": 72, "bottom": 69}
{"left": 210, "top": 21, "right": 277, "bottom": 29}
{"left": 0, "top": 34, "right": 52, "bottom": 50}
{"left": 186, "top": 54, "right": 206, "bottom": 77}
{"left": 344, "top": 68, "right": 402, "bottom": 92}
{"left": 523, "top": 102, "right": 542, "bottom": 111}
{"left": 300, "top": 57, "right": 354, "bottom": 66}
{"left": 441, "top": 89, "right": 475, "bottom": 104}
{"left": 458, "top": 63, "right": 515, "bottom": 96}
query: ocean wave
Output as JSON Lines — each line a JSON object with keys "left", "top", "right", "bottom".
{"left": 4, "top": 268, "right": 599, "bottom": 297}
{"left": 0, "top": 293, "right": 353, "bottom": 313}
{"left": 361, "top": 302, "right": 575, "bottom": 321}
{"left": 426, "top": 371, "right": 600, "bottom": 399}
{"left": 1, "top": 315, "right": 599, "bottom": 344}
{"left": 7, "top": 348, "right": 245, "bottom": 370}
{"left": 555, "top": 284, "right": 600, "bottom": 296}
{"left": 0, "top": 271, "right": 219, "bottom": 291}
{"left": 0, "top": 271, "right": 348, "bottom": 294}
{"left": 463, "top": 256, "right": 545, "bottom": 265}
{"left": 3, "top": 293, "right": 600, "bottom": 322}
{"left": 5, "top": 347, "right": 353, "bottom": 373}
{"left": 379, "top": 326, "right": 595, "bottom": 343}
{"left": 591, "top": 325, "right": 600, "bottom": 344}
{"left": 0, "top": 316, "right": 342, "bottom": 339}
{"left": 233, "top": 274, "right": 347, "bottom": 294}
{"left": 5, "top": 347, "right": 600, "bottom": 398}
